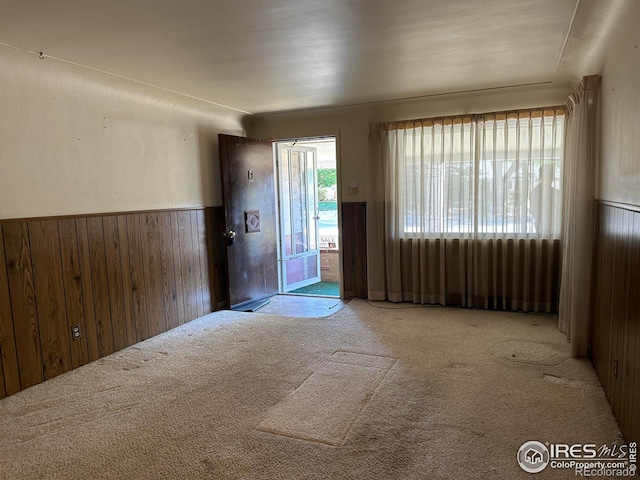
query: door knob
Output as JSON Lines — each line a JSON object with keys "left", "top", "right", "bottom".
{"left": 223, "top": 230, "right": 236, "bottom": 245}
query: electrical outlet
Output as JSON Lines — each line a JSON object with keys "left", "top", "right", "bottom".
{"left": 71, "top": 325, "right": 81, "bottom": 341}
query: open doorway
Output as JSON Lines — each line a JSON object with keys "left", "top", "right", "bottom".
{"left": 274, "top": 137, "right": 340, "bottom": 298}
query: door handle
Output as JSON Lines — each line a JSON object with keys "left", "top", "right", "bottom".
{"left": 223, "top": 230, "right": 236, "bottom": 245}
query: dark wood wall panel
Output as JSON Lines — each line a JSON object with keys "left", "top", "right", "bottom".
{"left": 76, "top": 218, "right": 100, "bottom": 362}
{"left": 342, "top": 202, "right": 367, "bottom": 298}
{"left": 141, "top": 213, "right": 165, "bottom": 338}
{"left": 0, "top": 230, "right": 20, "bottom": 396}
{"left": 158, "top": 212, "right": 179, "bottom": 331}
{"left": 3, "top": 222, "right": 43, "bottom": 390}
{"left": 591, "top": 202, "right": 640, "bottom": 443}
{"left": 86, "top": 217, "right": 115, "bottom": 358}
{"left": 116, "top": 216, "right": 137, "bottom": 348}
{"left": 626, "top": 211, "right": 640, "bottom": 442}
{"left": 126, "top": 214, "right": 150, "bottom": 343}
{"left": 189, "top": 211, "right": 202, "bottom": 319}
{"left": 28, "top": 220, "right": 72, "bottom": 380}
{"left": 0, "top": 207, "right": 226, "bottom": 399}
{"left": 103, "top": 216, "right": 129, "bottom": 352}
{"left": 207, "top": 207, "right": 227, "bottom": 309}
{"left": 57, "top": 219, "right": 90, "bottom": 369}
{"left": 197, "top": 210, "right": 212, "bottom": 313}
{"left": 177, "top": 212, "right": 198, "bottom": 324}
{"left": 170, "top": 211, "right": 187, "bottom": 326}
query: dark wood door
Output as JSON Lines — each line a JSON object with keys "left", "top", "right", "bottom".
{"left": 219, "top": 134, "right": 278, "bottom": 309}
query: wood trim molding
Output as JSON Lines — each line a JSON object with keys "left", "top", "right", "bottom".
{"left": 0, "top": 206, "right": 219, "bottom": 225}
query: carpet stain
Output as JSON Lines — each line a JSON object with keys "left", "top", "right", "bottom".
{"left": 543, "top": 374, "right": 596, "bottom": 388}
{"left": 501, "top": 340, "right": 569, "bottom": 365}
{"left": 448, "top": 362, "right": 473, "bottom": 374}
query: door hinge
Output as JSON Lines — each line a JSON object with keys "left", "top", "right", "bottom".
{"left": 614, "top": 359, "right": 618, "bottom": 380}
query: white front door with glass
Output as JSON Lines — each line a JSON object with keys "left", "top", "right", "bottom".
{"left": 277, "top": 145, "right": 321, "bottom": 292}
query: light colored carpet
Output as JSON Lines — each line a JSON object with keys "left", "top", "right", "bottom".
{"left": 0, "top": 299, "right": 623, "bottom": 479}
{"left": 257, "top": 351, "right": 396, "bottom": 445}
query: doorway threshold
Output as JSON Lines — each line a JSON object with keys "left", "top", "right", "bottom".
{"left": 231, "top": 298, "right": 271, "bottom": 312}
{"left": 253, "top": 295, "right": 348, "bottom": 318}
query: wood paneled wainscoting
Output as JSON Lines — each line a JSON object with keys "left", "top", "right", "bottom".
{"left": 591, "top": 201, "right": 640, "bottom": 443}
{"left": 0, "top": 207, "right": 227, "bottom": 399}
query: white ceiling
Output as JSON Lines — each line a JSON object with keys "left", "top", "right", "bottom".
{"left": 0, "top": 0, "right": 624, "bottom": 115}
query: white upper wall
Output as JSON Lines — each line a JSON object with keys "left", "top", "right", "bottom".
{"left": 598, "top": 0, "right": 640, "bottom": 206}
{"left": 248, "top": 84, "right": 571, "bottom": 201}
{"left": 6, "top": 2, "right": 634, "bottom": 221}
{"left": 0, "top": 45, "right": 244, "bottom": 220}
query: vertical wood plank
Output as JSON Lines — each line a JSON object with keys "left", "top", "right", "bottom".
{"left": 342, "top": 203, "right": 355, "bottom": 297}
{"left": 191, "top": 210, "right": 205, "bottom": 319}
{"left": 597, "top": 206, "right": 614, "bottom": 398}
{"left": 591, "top": 207, "right": 602, "bottom": 374}
{"left": 608, "top": 208, "right": 622, "bottom": 406}
{"left": 57, "top": 219, "right": 90, "bottom": 369}
{"left": 197, "top": 209, "right": 212, "bottom": 313}
{"left": 29, "top": 220, "right": 73, "bottom": 380}
{"left": 177, "top": 211, "right": 197, "bottom": 323}
{"left": 628, "top": 212, "right": 640, "bottom": 443}
{"left": 102, "top": 216, "right": 128, "bottom": 351}
{"left": 86, "top": 217, "right": 115, "bottom": 358}
{"left": 0, "top": 227, "right": 21, "bottom": 395}
{"left": 342, "top": 202, "right": 366, "bottom": 298}
{"left": 633, "top": 315, "right": 640, "bottom": 443}
{"left": 142, "top": 213, "right": 165, "bottom": 337}
{"left": 126, "top": 214, "right": 150, "bottom": 342}
{"left": 603, "top": 206, "right": 617, "bottom": 400}
{"left": 204, "top": 208, "right": 219, "bottom": 310}
{"left": 117, "top": 216, "right": 137, "bottom": 347}
{"left": 171, "top": 212, "right": 187, "bottom": 325}
{"left": 356, "top": 203, "right": 368, "bottom": 298}
{"left": 595, "top": 205, "right": 613, "bottom": 391}
{"left": 158, "top": 212, "right": 179, "bottom": 330}
{"left": 0, "top": 343, "right": 4, "bottom": 398}
{"left": 613, "top": 209, "right": 630, "bottom": 426}
{"left": 3, "top": 222, "right": 43, "bottom": 389}
{"left": 209, "top": 206, "right": 228, "bottom": 309}
{"left": 608, "top": 208, "right": 622, "bottom": 414}
{"left": 589, "top": 205, "right": 603, "bottom": 363}
{"left": 0, "top": 231, "right": 8, "bottom": 398}
{"left": 75, "top": 218, "right": 100, "bottom": 362}
{"left": 622, "top": 210, "right": 639, "bottom": 440}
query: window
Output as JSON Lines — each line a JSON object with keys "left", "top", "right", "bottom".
{"left": 387, "top": 108, "right": 564, "bottom": 238}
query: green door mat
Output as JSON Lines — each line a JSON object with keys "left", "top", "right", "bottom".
{"left": 289, "top": 282, "right": 339, "bottom": 296}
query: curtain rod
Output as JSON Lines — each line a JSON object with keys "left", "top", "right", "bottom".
{"left": 380, "top": 105, "right": 566, "bottom": 131}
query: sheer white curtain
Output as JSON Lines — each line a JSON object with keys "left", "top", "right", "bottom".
{"left": 559, "top": 75, "right": 600, "bottom": 356}
{"left": 368, "top": 108, "right": 565, "bottom": 312}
